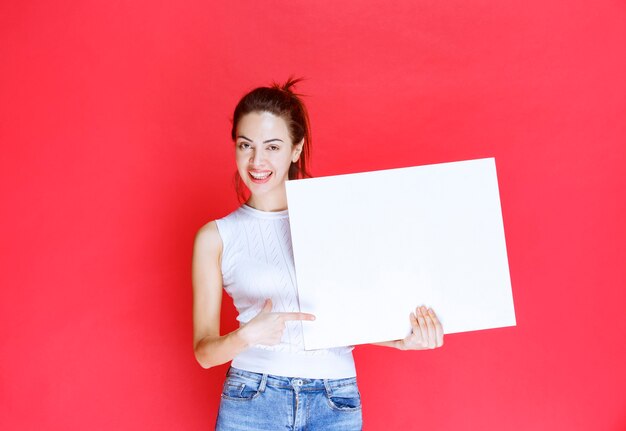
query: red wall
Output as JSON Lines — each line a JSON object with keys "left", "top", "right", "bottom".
{"left": 1, "top": 1, "right": 625, "bottom": 429}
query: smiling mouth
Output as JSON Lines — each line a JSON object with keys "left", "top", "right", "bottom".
{"left": 248, "top": 171, "right": 272, "bottom": 183}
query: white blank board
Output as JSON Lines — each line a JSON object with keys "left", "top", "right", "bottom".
{"left": 285, "top": 157, "right": 516, "bottom": 350}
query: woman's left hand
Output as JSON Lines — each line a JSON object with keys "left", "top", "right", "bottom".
{"left": 397, "top": 306, "right": 444, "bottom": 350}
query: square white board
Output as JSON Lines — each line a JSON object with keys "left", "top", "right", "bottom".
{"left": 285, "top": 157, "right": 516, "bottom": 350}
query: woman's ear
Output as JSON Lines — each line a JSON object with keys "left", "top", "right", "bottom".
{"left": 292, "top": 139, "right": 304, "bottom": 163}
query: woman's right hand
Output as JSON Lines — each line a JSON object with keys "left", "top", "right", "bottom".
{"left": 237, "top": 299, "right": 316, "bottom": 346}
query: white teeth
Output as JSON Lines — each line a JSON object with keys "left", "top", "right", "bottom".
{"left": 250, "top": 171, "right": 271, "bottom": 180}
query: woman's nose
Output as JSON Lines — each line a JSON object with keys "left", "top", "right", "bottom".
{"left": 250, "top": 150, "right": 265, "bottom": 165}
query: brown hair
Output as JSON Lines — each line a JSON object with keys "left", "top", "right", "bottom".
{"left": 231, "top": 77, "right": 313, "bottom": 201}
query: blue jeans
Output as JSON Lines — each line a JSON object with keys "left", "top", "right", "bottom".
{"left": 215, "top": 367, "right": 363, "bottom": 431}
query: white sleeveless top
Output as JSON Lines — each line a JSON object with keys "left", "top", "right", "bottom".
{"left": 215, "top": 204, "right": 356, "bottom": 379}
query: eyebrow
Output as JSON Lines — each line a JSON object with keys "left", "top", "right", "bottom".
{"left": 237, "top": 135, "right": 284, "bottom": 144}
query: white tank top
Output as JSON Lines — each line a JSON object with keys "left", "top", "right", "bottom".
{"left": 215, "top": 204, "right": 356, "bottom": 378}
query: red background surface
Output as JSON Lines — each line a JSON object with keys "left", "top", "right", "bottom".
{"left": 1, "top": 1, "right": 625, "bottom": 430}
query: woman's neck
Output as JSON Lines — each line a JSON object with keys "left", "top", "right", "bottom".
{"left": 246, "top": 192, "right": 288, "bottom": 212}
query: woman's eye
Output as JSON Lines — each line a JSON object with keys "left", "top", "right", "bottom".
{"left": 238, "top": 142, "right": 250, "bottom": 150}
{"left": 268, "top": 145, "right": 279, "bottom": 151}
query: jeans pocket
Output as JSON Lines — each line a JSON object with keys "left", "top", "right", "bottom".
{"left": 326, "top": 381, "right": 362, "bottom": 411}
{"left": 221, "top": 375, "right": 261, "bottom": 401}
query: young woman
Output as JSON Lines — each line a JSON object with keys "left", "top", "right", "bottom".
{"left": 192, "top": 78, "right": 444, "bottom": 430}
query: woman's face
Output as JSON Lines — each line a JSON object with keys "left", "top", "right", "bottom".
{"left": 235, "top": 111, "right": 302, "bottom": 202}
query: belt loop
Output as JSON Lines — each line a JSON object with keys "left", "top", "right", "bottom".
{"left": 323, "top": 378, "right": 332, "bottom": 396}
{"left": 259, "top": 373, "right": 268, "bottom": 393}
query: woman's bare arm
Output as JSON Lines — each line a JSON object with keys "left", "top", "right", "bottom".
{"left": 192, "top": 222, "right": 249, "bottom": 369}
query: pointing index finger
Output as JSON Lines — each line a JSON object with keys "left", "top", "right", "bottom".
{"left": 280, "top": 312, "right": 316, "bottom": 321}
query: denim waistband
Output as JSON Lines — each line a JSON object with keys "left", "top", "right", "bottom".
{"left": 226, "top": 366, "right": 358, "bottom": 393}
